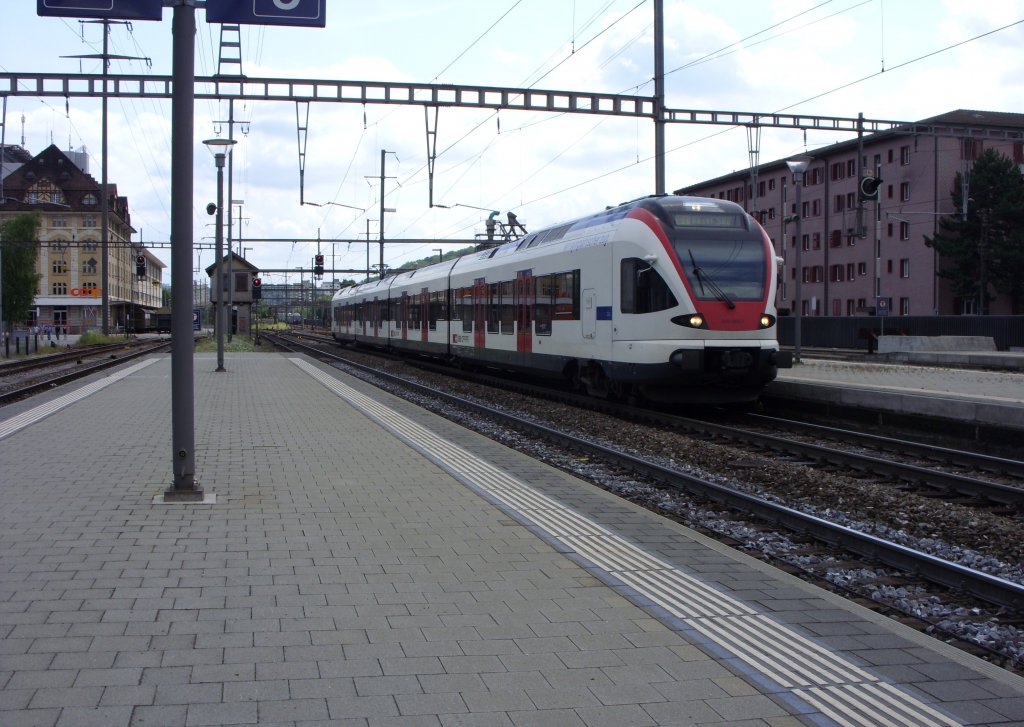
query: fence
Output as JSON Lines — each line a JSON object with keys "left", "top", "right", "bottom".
{"left": 777, "top": 316, "right": 1024, "bottom": 351}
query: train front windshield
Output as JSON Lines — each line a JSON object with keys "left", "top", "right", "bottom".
{"left": 664, "top": 207, "right": 766, "bottom": 302}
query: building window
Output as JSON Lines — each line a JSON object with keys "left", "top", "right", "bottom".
{"left": 887, "top": 149, "right": 894, "bottom": 163}
{"left": 82, "top": 282, "right": 98, "bottom": 293}
{"left": 887, "top": 223, "right": 893, "bottom": 237}
{"left": 52, "top": 260, "right": 67, "bottom": 275}
{"left": 801, "top": 201, "right": 809, "bottom": 218}
{"left": 83, "top": 258, "right": 98, "bottom": 274}
{"left": 900, "top": 221, "right": 910, "bottom": 240}
{"left": 82, "top": 240, "right": 98, "bottom": 252}
{"left": 900, "top": 145, "right": 911, "bottom": 165}
{"left": 83, "top": 215, "right": 97, "bottom": 228}
{"left": 82, "top": 193, "right": 98, "bottom": 205}
{"left": 900, "top": 258, "right": 910, "bottom": 278}
{"left": 812, "top": 199, "right": 821, "bottom": 216}
{"left": 234, "top": 272, "right": 249, "bottom": 294}
{"left": 768, "top": 208, "right": 776, "bottom": 220}
{"left": 768, "top": 178, "right": 776, "bottom": 191}
{"left": 830, "top": 229, "right": 842, "bottom": 247}
{"left": 900, "top": 297, "right": 910, "bottom": 315}
{"left": 846, "top": 159, "right": 856, "bottom": 176}
{"left": 900, "top": 182, "right": 910, "bottom": 201}
{"left": 812, "top": 233, "right": 821, "bottom": 250}
{"left": 829, "top": 264, "right": 844, "bottom": 282}
{"left": 961, "top": 139, "right": 982, "bottom": 160}
{"left": 52, "top": 216, "right": 68, "bottom": 228}
{"left": 830, "top": 162, "right": 843, "bottom": 181}
{"left": 846, "top": 192, "right": 856, "bottom": 209}
{"left": 801, "top": 234, "right": 810, "bottom": 251}
{"left": 858, "top": 262, "right": 867, "bottom": 276}
{"left": 833, "top": 195, "right": 844, "bottom": 213}
{"left": 847, "top": 299, "right": 856, "bottom": 315}
{"left": 52, "top": 282, "right": 67, "bottom": 295}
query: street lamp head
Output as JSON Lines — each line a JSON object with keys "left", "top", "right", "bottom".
{"left": 202, "top": 138, "right": 237, "bottom": 166}
{"left": 786, "top": 155, "right": 812, "bottom": 179}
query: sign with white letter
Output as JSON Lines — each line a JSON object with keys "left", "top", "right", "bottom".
{"left": 37, "top": 0, "right": 162, "bottom": 20}
{"left": 206, "top": 0, "right": 326, "bottom": 27}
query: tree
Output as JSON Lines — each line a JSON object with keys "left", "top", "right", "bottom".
{"left": 925, "top": 149, "right": 1024, "bottom": 314}
{"left": 1, "top": 212, "right": 42, "bottom": 335}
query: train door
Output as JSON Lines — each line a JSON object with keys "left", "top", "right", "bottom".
{"left": 582, "top": 288, "right": 597, "bottom": 339}
{"left": 473, "top": 278, "right": 487, "bottom": 348}
{"left": 515, "top": 269, "right": 532, "bottom": 354}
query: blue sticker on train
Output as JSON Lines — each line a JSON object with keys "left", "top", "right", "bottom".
{"left": 596, "top": 306, "right": 613, "bottom": 320}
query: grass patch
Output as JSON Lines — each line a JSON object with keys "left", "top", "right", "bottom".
{"left": 78, "top": 331, "right": 126, "bottom": 346}
{"left": 194, "top": 334, "right": 255, "bottom": 353}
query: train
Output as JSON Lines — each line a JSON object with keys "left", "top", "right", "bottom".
{"left": 331, "top": 194, "right": 792, "bottom": 404}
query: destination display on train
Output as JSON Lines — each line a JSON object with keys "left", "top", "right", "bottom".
{"left": 672, "top": 212, "right": 745, "bottom": 228}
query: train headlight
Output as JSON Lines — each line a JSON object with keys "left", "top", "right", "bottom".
{"left": 759, "top": 314, "right": 776, "bottom": 328}
{"left": 671, "top": 313, "right": 706, "bottom": 329}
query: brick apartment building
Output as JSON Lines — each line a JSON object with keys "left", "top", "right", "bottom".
{"left": 674, "top": 110, "right": 1024, "bottom": 318}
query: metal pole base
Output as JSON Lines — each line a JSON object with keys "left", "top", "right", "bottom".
{"left": 161, "top": 486, "right": 207, "bottom": 503}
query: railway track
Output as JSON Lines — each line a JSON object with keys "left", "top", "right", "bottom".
{"left": 0, "top": 339, "right": 171, "bottom": 406}
{"left": 266, "top": 332, "right": 1024, "bottom": 618}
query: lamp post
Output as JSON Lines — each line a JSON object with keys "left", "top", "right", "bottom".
{"left": 203, "top": 137, "right": 236, "bottom": 372}
{"left": 785, "top": 155, "right": 812, "bottom": 365}
{"left": 435, "top": 248, "right": 444, "bottom": 264}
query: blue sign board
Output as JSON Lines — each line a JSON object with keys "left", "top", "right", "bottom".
{"left": 193, "top": 309, "right": 202, "bottom": 332}
{"left": 206, "top": 0, "right": 326, "bottom": 27}
{"left": 37, "top": 0, "right": 162, "bottom": 20}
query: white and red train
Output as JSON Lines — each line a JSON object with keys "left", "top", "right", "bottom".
{"left": 331, "top": 195, "right": 792, "bottom": 404}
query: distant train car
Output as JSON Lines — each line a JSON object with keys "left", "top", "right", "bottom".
{"left": 332, "top": 195, "right": 791, "bottom": 404}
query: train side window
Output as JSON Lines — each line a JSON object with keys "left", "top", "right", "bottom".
{"left": 500, "top": 280, "right": 515, "bottom": 334}
{"left": 553, "top": 270, "right": 580, "bottom": 321}
{"left": 621, "top": 258, "right": 678, "bottom": 314}
{"left": 534, "top": 274, "right": 553, "bottom": 335}
{"left": 487, "top": 283, "right": 500, "bottom": 333}
{"left": 409, "top": 293, "right": 421, "bottom": 330}
{"left": 459, "top": 287, "right": 473, "bottom": 333}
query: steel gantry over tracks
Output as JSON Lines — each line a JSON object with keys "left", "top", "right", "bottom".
{"left": 6, "top": 72, "right": 1024, "bottom": 142}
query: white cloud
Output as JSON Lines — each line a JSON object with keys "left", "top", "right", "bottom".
{"left": 5, "top": 0, "right": 1023, "bottom": 282}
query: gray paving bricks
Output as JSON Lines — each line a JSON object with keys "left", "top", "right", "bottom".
{"left": 2, "top": 353, "right": 1024, "bottom": 726}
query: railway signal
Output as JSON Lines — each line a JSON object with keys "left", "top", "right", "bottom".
{"left": 859, "top": 175, "right": 883, "bottom": 201}
{"left": 314, "top": 254, "right": 324, "bottom": 277}
{"left": 252, "top": 277, "right": 262, "bottom": 300}
{"left": 135, "top": 254, "right": 147, "bottom": 277}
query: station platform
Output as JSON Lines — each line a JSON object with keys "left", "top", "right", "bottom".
{"left": 2, "top": 352, "right": 1024, "bottom": 727}
{"left": 769, "top": 357, "right": 1024, "bottom": 434}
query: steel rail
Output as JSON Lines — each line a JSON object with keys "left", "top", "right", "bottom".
{"left": 266, "top": 332, "right": 1024, "bottom": 610}
{"left": 745, "top": 412, "right": 1024, "bottom": 481}
{"left": 0, "top": 340, "right": 170, "bottom": 407}
{"left": 0, "top": 340, "right": 153, "bottom": 376}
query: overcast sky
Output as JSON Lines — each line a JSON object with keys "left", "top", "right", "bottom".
{"left": 4, "top": 0, "right": 1023, "bottom": 284}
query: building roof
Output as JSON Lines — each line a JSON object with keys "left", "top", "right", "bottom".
{"left": 673, "top": 109, "right": 1024, "bottom": 194}
{"left": 0, "top": 144, "right": 133, "bottom": 227}
{"left": 204, "top": 251, "right": 258, "bottom": 276}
